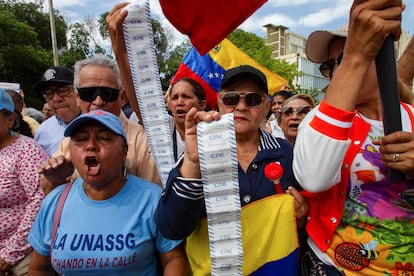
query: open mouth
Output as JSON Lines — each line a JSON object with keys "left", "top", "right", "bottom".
{"left": 289, "top": 123, "right": 299, "bottom": 129}
{"left": 85, "top": 156, "right": 100, "bottom": 176}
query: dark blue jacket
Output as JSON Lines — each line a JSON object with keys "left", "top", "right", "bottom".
{"left": 155, "top": 129, "right": 299, "bottom": 240}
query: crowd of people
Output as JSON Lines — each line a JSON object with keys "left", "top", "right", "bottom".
{"left": 0, "top": 0, "right": 413, "bottom": 275}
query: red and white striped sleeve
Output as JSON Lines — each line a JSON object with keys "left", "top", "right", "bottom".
{"left": 293, "top": 101, "right": 356, "bottom": 192}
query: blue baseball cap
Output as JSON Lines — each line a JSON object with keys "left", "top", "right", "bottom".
{"left": 0, "top": 88, "right": 15, "bottom": 113}
{"left": 64, "top": 110, "right": 126, "bottom": 141}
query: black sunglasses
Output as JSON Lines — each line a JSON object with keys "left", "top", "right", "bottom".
{"left": 221, "top": 92, "right": 264, "bottom": 107}
{"left": 77, "top": 87, "right": 120, "bottom": 102}
{"left": 319, "top": 52, "right": 343, "bottom": 78}
{"left": 280, "top": 106, "right": 312, "bottom": 116}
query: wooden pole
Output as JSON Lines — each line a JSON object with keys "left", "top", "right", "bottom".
{"left": 48, "top": 0, "right": 58, "bottom": 66}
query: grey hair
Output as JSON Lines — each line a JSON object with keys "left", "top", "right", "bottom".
{"left": 23, "top": 107, "right": 45, "bottom": 124}
{"left": 73, "top": 54, "right": 123, "bottom": 90}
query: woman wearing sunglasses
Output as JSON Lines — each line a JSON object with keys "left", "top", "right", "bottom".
{"left": 279, "top": 94, "right": 315, "bottom": 145}
{"left": 105, "top": 5, "right": 307, "bottom": 273}
{"left": 155, "top": 65, "right": 308, "bottom": 274}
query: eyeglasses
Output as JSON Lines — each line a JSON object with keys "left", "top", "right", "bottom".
{"left": 319, "top": 52, "right": 343, "bottom": 78}
{"left": 43, "top": 86, "right": 74, "bottom": 101}
{"left": 280, "top": 106, "right": 312, "bottom": 117}
{"left": 77, "top": 87, "right": 120, "bottom": 102}
{"left": 221, "top": 92, "right": 264, "bottom": 107}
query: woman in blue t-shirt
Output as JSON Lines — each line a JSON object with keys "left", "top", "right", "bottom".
{"left": 28, "top": 110, "right": 188, "bottom": 275}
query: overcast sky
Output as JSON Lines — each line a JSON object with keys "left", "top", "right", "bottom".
{"left": 44, "top": 0, "right": 414, "bottom": 48}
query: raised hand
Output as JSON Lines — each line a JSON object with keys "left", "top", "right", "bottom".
{"left": 374, "top": 131, "right": 414, "bottom": 179}
{"left": 38, "top": 155, "right": 74, "bottom": 194}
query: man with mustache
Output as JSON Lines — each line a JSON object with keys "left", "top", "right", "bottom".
{"left": 33, "top": 66, "right": 81, "bottom": 156}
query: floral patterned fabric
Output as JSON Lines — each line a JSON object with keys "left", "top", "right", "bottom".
{"left": 0, "top": 135, "right": 48, "bottom": 265}
{"left": 326, "top": 117, "right": 414, "bottom": 274}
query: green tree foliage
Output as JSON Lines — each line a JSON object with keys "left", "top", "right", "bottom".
{"left": 59, "top": 48, "right": 85, "bottom": 70}
{"left": 161, "top": 40, "right": 191, "bottom": 89}
{"left": 1, "top": 0, "right": 67, "bottom": 50}
{"left": 59, "top": 15, "right": 108, "bottom": 69}
{"left": 98, "top": 12, "right": 109, "bottom": 40}
{"left": 152, "top": 19, "right": 170, "bottom": 74}
{"left": 68, "top": 22, "right": 91, "bottom": 57}
{"left": 0, "top": 0, "right": 65, "bottom": 108}
{"left": 59, "top": 21, "right": 92, "bottom": 69}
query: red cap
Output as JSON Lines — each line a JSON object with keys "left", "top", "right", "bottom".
{"left": 264, "top": 162, "right": 284, "bottom": 181}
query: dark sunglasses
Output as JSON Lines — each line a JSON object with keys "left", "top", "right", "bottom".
{"left": 221, "top": 92, "right": 264, "bottom": 107}
{"left": 280, "top": 106, "right": 312, "bottom": 116}
{"left": 319, "top": 52, "right": 343, "bottom": 78}
{"left": 77, "top": 87, "right": 120, "bottom": 102}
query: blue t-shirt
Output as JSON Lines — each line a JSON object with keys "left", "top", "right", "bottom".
{"left": 29, "top": 175, "right": 182, "bottom": 275}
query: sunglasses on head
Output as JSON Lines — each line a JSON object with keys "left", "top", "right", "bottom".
{"left": 77, "top": 87, "right": 120, "bottom": 102}
{"left": 221, "top": 91, "right": 264, "bottom": 107}
{"left": 280, "top": 106, "right": 312, "bottom": 116}
{"left": 319, "top": 52, "right": 343, "bottom": 78}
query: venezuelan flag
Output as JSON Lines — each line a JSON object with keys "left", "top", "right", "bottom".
{"left": 172, "top": 39, "right": 287, "bottom": 110}
{"left": 186, "top": 194, "right": 299, "bottom": 275}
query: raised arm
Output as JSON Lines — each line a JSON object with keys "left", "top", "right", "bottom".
{"left": 294, "top": 0, "right": 404, "bottom": 192}
{"left": 324, "top": 0, "right": 403, "bottom": 111}
{"left": 106, "top": 2, "right": 143, "bottom": 124}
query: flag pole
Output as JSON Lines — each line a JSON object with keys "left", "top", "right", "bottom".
{"left": 375, "top": 36, "right": 405, "bottom": 181}
{"left": 48, "top": 0, "right": 59, "bottom": 66}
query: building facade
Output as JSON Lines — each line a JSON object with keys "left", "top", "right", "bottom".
{"left": 264, "top": 24, "right": 412, "bottom": 101}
